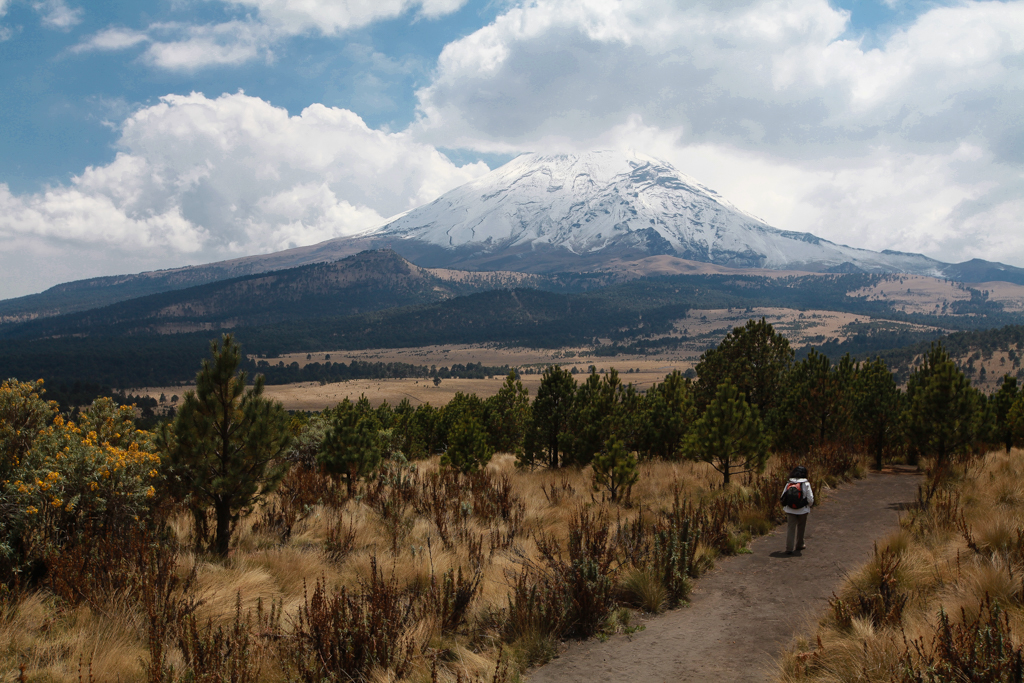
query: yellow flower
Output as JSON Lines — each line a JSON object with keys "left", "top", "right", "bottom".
{"left": 51, "top": 498, "right": 63, "bottom": 507}
{"left": 149, "top": 469, "right": 158, "bottom": 478}
{"left": 146, "top": 486, "right": 156, "bottom": 498}
{"left": 26, "top": 506, "right": 38, "bottom": 515}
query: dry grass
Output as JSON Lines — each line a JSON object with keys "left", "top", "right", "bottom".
{"left": 2, "top": 448, "right": 858, "bottom": 683}
{"left": 778, "top": 448, "right": 1024, "bottom": 683}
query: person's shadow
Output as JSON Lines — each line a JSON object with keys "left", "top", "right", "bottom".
{"left": 768, "top": 550, "right": 802, "bottom": 558}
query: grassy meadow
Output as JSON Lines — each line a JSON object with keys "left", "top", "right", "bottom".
{"left": 780, "top": 448, "right": 1024, "bottom": 682}
{"left": 2, "top": 448, "right": 862, "bottom": 683}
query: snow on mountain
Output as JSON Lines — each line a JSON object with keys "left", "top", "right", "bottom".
{"left": 363, "top": 150, "right": 945, "bottom": 275}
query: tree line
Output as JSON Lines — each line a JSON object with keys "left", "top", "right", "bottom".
{"left": 5, "top": 318, "right": 1024, "bottom": 577}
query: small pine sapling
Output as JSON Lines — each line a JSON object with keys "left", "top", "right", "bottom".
{"left": 441, "top": 416, "right": 493, "bottom": 474}
{"left": 318, "top": 412, "right": 382, "bottom": 496}
{"left": 591, "top": 436, "right": 639, "bottom": 503}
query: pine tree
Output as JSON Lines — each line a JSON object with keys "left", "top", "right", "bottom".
{"left": 778, "top": 350, "right": 855, "bottom": 454}
{"left": 565, "top": 367, "right": 626, "bottom": 467}
{"left": 852, "top": 357, "right": 903, "bottom": 470}
{"left": 167, "top": 334, "right": 292, "bottom": 557}
{"left": 905, "top": 344, "right": 983, "bottom": 470}
{"left": 317, "top": 400, "right": 382, "bottom": 496}
{"left": 521, "top": 365, "right": 576, "bottom": 468}
{"left": 642, "top": 370, "right": 696, "bottom": 460}
{"left": 684, "top": 380, "right": 768, "bottom": 485}
{"left": 694, "top": 318, "right": 793, "bottom": 429}
{"left": 485, "top": 371, "right": 530, "bottom": 454}
{"left": 591, "top": 436, "right": 639, "bottom": 503}
{"left": 442, "top": 416, "right": 493, "bottom": 474}
{"left": 991, "top": 375, "right": 1019, "bottom": 452}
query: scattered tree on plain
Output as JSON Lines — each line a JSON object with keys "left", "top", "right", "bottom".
{"left": 164, "top": 334, "right": 292, "bottom": 557}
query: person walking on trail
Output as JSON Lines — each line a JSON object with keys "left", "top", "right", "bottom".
{"left": 781, "top": 465, "right": 814, "bottom": 554}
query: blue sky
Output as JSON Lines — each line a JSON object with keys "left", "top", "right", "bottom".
{"left": 1, "top": 0, "right": 1022, "bottom": 297}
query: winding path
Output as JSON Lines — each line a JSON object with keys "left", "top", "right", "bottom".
{"left": 527, "top": 470, "right": 923, "bottom": 683}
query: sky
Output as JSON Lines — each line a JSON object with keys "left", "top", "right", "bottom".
{"left": 0, "top": 0, "right": 1022, "bottom": 299}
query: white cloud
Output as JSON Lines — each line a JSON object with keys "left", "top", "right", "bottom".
{"left": 411, "top": 0, "right": 1024, "bottom": 268}
{"left": 71, "top": 27, "right": 149, "bottom": 53}
{"left": 141, "top": 21, "right": 269, "bottom": 70}
{"left": 78, "top": 0, "right": 470, "bottom": 71}
{"left": 0, "top": 92, "right": 488, "bottom": 297}
{"left": 32, "top": 0, "right": 82, "bottom": 29}
{"left": 221, "top": 0, "right": 470, "bottom": 35}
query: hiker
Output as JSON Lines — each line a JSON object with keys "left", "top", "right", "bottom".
{"left": 780, "top": 465, "right": 814, "bottom": 554}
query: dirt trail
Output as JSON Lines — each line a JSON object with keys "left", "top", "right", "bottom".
{"left": 527, "top": 471, "right": 923, "bottom": 683}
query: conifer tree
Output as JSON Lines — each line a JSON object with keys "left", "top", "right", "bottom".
{"left": 852, "top": 357, "right": 903, "bottom": 470}
{"left": 565, "top": 367, "right": 625, "bottom": 466}
{"left": 441, "top": 416, "right": 493, "bottom": 474}
{"left": 1008, "top": 394, "right": 1024, "bottom": 449}
{"left": 642, "top": 370, "right": 696, "bottom": 460}
{"left": 167, "top": 334, "right": 292, "bottom": 557}
{"left": 486, "top": 371, "right": 530, "bottom": 454}
{"left": 317, "top": 399, "right": 382, "bottom": 496}
{"left": 694, "top": 318, "right": 793, "bottom": 429}
{"left": 684, "top": 380, "right": 768, "bottom": 485}
{"left": 521, "top": 365, "right": 576, "bottom": 468}
{"left": 991, "top": 375, "right": 1020, "bottom": 452}
{"left": 591, "top": 436, "right": 639, "bottom": 503}
{"left": 905, "top": 344, "right": 983, "bottom": 469}
{"left": 778, "top": 350, "right": 855, "bottom": 454}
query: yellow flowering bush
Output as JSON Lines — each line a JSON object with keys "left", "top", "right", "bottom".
{"left": 1, "top": 379, "right": 160, "bottom": 584}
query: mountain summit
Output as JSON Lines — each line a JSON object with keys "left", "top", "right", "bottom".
{"left": 4, "top": 150, "right": 1024, "bottom": 323}
{"left": 364, "top": 150, "right": 946, "bottom": 275}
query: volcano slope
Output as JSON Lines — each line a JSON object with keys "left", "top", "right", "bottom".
{"left": 527, "top": 470, "right": 922, "bottom": 683}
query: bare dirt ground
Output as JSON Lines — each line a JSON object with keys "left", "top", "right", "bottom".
{"left": 527, "top": 470, "right": 923, "bottom": 683}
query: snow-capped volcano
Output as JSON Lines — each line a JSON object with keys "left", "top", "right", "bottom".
{"left": 363, "top": 150, "right": 945, "bottom": 275}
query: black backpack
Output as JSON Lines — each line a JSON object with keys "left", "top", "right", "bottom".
{"left": 781, "top": 481, "right": 807, "bottom": 508}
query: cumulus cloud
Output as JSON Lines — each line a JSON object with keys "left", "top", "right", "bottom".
{"left": 70, "top": 27, "right": 149, "bottom": 53}
{"left": 32, "top": 0, "right": 82, "bottom": 29}
{"left": 411, "top": 0, "right": 1024, "bottom": 268}
{"left": 141, "top": 21, "right": 269, "bottom": 70}
{"left": 75, "top": 0, "right": 471, "bottom": 71}
{"left": 0, "top": 92, "right": 488, "bottom": 297}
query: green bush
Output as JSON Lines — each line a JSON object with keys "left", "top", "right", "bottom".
{"left": 0, "top": 379, "right": 160, "bottom": 585}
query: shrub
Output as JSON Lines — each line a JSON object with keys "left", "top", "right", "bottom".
{"left": 901, "top": 598, "right": 1024, "bottom": 683}
{"left": 281, "top": 560, "right": 416, "bottom": 682}
{"left": 0, "top": 381, "right": 160, "bottom": 586}
{"left": 591, "top": 437, "right": 639, "bottom": 503}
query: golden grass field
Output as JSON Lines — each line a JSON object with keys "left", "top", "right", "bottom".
{"left": 134, "top": 305, "right": 945, "bottom": 411}
{"left": 1, "top": 452, "right": 800, "bottom": 683}
{"left": 780, "top": 448, "right": 1024, "bottom": 682}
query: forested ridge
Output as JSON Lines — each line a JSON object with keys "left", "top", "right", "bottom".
{"left": 1, "top": 262, "right": 1023, "bottom": 388}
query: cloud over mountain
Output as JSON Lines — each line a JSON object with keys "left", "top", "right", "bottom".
{"left": 0, "top": 92, "right": 487, "bottom": 297}
{"left": 412, "top": 0, "right": 1024, "bottom": 272}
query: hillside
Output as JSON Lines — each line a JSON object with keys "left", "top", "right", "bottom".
{"left": 0, "top": 250, "right": 549, "bottom": 340}
{"left": 4, "top": 268, "right": 1023, "bottom": 388}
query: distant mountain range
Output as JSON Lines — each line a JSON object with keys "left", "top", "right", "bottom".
{"left": 3, "top": 150, "right": 1024, "bottom": 327}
